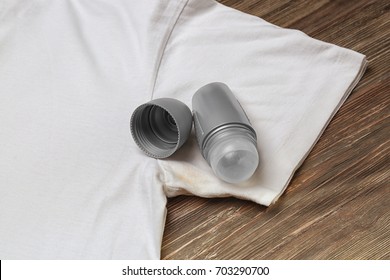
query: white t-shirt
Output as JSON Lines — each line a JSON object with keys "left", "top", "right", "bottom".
{"left": 0, "top": 0, "right": 366, "bottom": 259}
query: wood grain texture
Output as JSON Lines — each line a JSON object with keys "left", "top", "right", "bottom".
{"left": 161, "top": 0, "right": 390, "bottom": 259}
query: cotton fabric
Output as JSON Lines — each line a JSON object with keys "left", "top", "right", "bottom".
{"left": 0, "top": 0, "right": 366, "bottom": 259}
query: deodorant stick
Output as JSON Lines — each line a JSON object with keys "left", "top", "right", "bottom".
{"left": 192, "top": 82, "right": 259, "bottom": 183}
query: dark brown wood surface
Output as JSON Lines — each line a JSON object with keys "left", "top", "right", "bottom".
{"left": 161, "top": 0, "right": 390, "bottom": 259}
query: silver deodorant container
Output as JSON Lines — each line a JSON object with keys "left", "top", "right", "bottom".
{"left": 192, "top": 82, "right": 259, "bottom": 183}
{"left": 130, "top": 82, "right": 259, "bottom": 184}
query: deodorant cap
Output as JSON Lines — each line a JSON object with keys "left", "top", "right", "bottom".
{"left": 130, "top": 98, "right": 192, "bottom": 158}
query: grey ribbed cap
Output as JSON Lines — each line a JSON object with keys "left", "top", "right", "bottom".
{"left": 130, "top": 98, "right": 192, "bottom": 158}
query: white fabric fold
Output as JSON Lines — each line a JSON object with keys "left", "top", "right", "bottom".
{"left": 154, "top": 0, "right": 367, "bottom": 206}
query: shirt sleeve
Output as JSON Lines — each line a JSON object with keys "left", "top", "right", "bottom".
{"left": 152, "top": 0, "right": 367, "bottom": 206}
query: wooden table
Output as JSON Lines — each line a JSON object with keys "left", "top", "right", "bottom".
{"left": 161, "top": 0, "right": 389, "bottom": 259}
